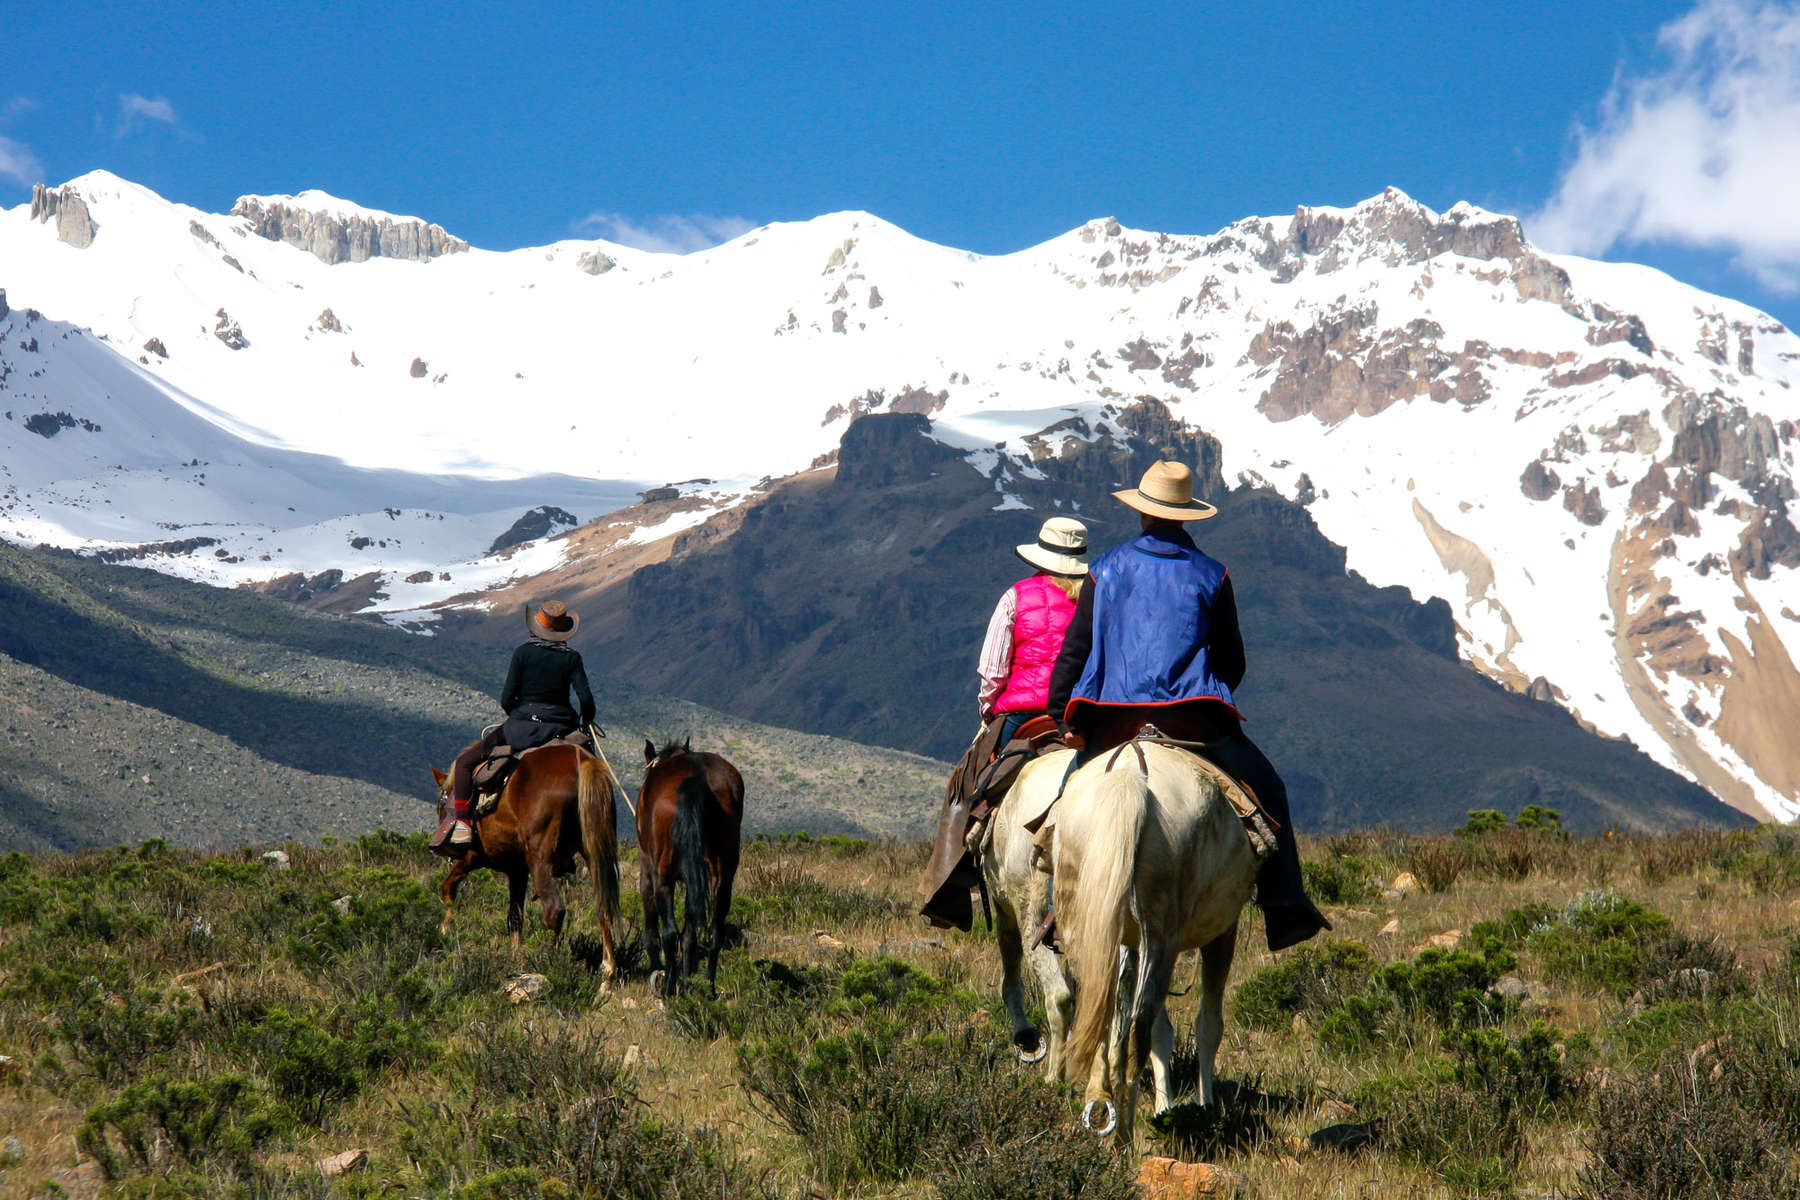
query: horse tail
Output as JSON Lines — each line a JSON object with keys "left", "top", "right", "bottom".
{"left": 1061, "top": 762, "right": 1150, "bottom": 1083}
{"left": 577, "top": 751, "right": 619, "bottom": 928}
{"left": 674, "top": 765, "right": 714, "bottom": 941}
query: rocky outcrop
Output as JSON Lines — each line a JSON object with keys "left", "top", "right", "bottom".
{"left": 835, "top": 413, "right": 959, "bottom": 488}
{"left": 1249, "top": 310, "right": 1489, "bottom": 423}
{"left": 576, "top": 248, "right": 615, "bottom": 275}
{"left": 213, "top": 309, "right": 248, "bottom": 350}
{"left": 30, "top": 183, "right": 96, "bottom": 248}
{"left": 230, "top": 195, "right": 468, "bottom": 265}
{"left": 1520, "top": 461, "right": 1560, "bottom": 501}
{"left": 487, "top": 506, "right": 578, "bottom": 555}
{"left": 143, "top": 337, "right": 167, "bottom": 358}
{"left": 315, "top": 308, "right": 343, "bottom": 333}
{"left": 408, "top": 357, "right": 427, "bottom": 378}
{"left": 0, "top": 289, "right": 8, "bottom": 320}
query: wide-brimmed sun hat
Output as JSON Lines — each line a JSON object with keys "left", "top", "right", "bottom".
{"left": 1015, "top": 516, "right": 1090, "bottom": 576}
{"left": 1113, "top": 461, "right": 1219, "bottom": 522}
{"left": 527, "top": 599, "right": 579, "bottom": 642}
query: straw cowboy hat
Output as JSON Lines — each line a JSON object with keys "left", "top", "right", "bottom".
{"left": 1015, "top": 516, "right": 1089, "bottom": 576}
{"left": 1114, "top": 461, "right": 1219, "bottom": 522}
{"left": 527, "top": 599, "right": 580, "bottom": 642}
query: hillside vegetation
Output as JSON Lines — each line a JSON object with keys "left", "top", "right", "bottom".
{"left": 5, "top": 818, "right": 1798, "bottom": 1198}
{"left": 0, "top": 542, "right": 946, "bottom": 851}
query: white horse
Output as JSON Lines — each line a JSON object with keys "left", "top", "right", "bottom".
{"left": 1045, "top": 741, "right": 1258, "bottom": 1142}
{"left": 982, "top": 749, "right": 1079, "bottom": 1079}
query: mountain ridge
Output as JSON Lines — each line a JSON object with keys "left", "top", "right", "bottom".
{"left": 2, "top": 171, "right": 1796, "bottom": 821}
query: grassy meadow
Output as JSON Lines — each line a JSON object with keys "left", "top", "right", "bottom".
{"left": 3, "top": 818, "right": 1799, "bottom": 1199}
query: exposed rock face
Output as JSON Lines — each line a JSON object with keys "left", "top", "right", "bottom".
{"left": 1562, "top": 480, "right": 1607, "bottom": 527}
{"left": 488, "top": 505, "right": 578, "bottom": 555}
{"left": 30, "top": 183, "right": 96, "bottom": 248}
{"left": 143, "top": 337, "right": 167, "bottom": 358}
{"left": 1520, "top": 461, "right": 1560, "bottom": 501}
{"left": 230, "top": 196, "right": 468, "bottom": 265}
{"left": 315, "top": 308, "right": 343, "bottom": 333}
{"left": 408, "top": 357, "right": 427, "bottom": 378}
{"left": 1249, "top": 312, "right": 1489, "bottom": 422}
{"left": 576, "top": 248, "right": 615, "bottom": 275}
{"left": 835, "top": 413, "right": 959, "bottom": 488}
{"left": 213, "top": 309, "right": 248, "bottom": 350}
{"left": 0, "top": 288, "right": 7, "bottom": 320}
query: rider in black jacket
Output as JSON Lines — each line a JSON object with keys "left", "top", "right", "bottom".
{"left": 432, "top": 600, "right": 597, "bottom": 853}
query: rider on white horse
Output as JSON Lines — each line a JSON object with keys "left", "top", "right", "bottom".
{"left": 1047, "top": 461, "right": 1330, "bottom": 952}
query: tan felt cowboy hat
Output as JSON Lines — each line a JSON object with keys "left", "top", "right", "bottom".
{"left": 1015, "top": 516, "right": 1089, "bottom": 576}
{"left": 527, "top": 599, "right": 579, "bottom": 641}
{"left": 1114, "top": 461, "right": 1219, "bottom": 522}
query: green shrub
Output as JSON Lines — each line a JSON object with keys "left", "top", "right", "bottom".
{"left": 60, "top": 984, "right": 201, "bottom": 1083}
{"left": 1232, "top": 941, "right": 1375, "bottom": 1029}
{"left": 1146, "top": 1085, "right": 1274, "bottom": 1159}
{"left": 1515, "top": 805, "right": 1561, "bottom": 831}
{"left": 1469, "top": 902, "right": 1557, "bottom": 949}
{"left": 1526, "top": 892, "right": 1671, "bottom": 997}
{"left": 1303, "top": 856, "right": 1379, "bottom": 905}
{"left": 78, "top": 1072, "right": 281, "bottom": 1181}
{"left": 1443, "top": 1021, "right": 1579, "bottom": 1114}
{"left": 1316, "top": 993, "right": 1393, "bottom": 1055}
{"left": 403, "top": 1025, "right": 771, "bottom": 1200}
{"left": 1376, "top": 942, "right": 1514, "bottom": 1028}
{"left": 1456, "top": 810, "right": 1508, "bottom": 838}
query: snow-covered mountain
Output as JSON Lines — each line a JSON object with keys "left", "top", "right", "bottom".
{"left": 3, "top": 171, "right": 1797, "bottom": 821}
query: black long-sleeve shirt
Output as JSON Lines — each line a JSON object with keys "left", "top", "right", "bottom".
{"left": 1048, "top": 533, "right": 1246, "bottom": 725}
{"left": 500, "top": 639, "right": 596, "bottom": 724}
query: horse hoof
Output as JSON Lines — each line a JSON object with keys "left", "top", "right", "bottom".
{"left": 1014, "top": 1029, "right": 1047, "bottom": 1064}
{"left": 1081, "top": 1099, "right": 1117, "bottom": 1137}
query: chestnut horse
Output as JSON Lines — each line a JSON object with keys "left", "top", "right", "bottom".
{"left": 429, "top": 743, "right": 622, "bottom": 984}
{"left": 638, "top": 738, "right": 744, "bottom": 996}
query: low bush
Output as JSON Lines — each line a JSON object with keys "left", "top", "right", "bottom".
{"left": 78, "top": 1072, "right": 282, "bottom": 1181}
{"left": 1405, "top": 839, "right": 1472, "bottom": 893}
{"left": 1372, "top": 1077, "right": 1525, "bottom": 1196}
{"left": 1575, "top": 1052, "right": 1798, "bottom": 1199}
{"left": 1525, "top": 892, "right": 1671, "bottom": 997}
{"left": 1376, "top": 942, "right": 1514, "bottom": 1028}
{"left": 1303, "top": 856, "right": 1379, "bottom": 905}
{"left": 402, "top": 1024, "right": 772, "bottom": 1200}
{"left": 1443, "top": 1021, "right": 1582, "bottom": 1115}
{"left": 1232, "top": 941, "right": 1375, "bottom": 1030}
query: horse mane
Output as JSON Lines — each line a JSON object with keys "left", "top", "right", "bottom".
{"left": 655, "top": 738, "right": 690, "bottom": 761}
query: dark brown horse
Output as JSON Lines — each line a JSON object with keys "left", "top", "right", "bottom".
{"left": 638, "top": 738, "right": 744, "bottom": 995}
{"left": 429, "top": 743, "right": 621, "bottom": 984}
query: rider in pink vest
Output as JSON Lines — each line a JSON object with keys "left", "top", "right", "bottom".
{"left": 978, "top": 517, "right": 1089, "bottom": 740}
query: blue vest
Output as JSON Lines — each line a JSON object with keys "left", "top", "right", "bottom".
{"left": 1067, "top": 528, "right": 1235, "bottom": 715}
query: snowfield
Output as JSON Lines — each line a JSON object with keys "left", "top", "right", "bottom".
{"left": 3, "top": 172, "right": 1798, "bottom": 820}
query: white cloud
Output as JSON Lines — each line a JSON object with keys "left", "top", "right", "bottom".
{"left": 117, "top": 92, "right": 178, "bottom": 137}
{"left": 0, "top": 135, "right": 42, "bottom": 188}
{"left": 576, "top": 211, "right": 756, "bottom": 254}
{"left": 1532, "top": 0, "right": 1800, "bottom": 293}
{"left": 4, "top": 96, "right": 36, "bottom": 120}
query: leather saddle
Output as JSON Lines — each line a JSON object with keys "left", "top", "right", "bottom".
{"left": 469, "top": 728, "right": 593, "bottom": 817}
{"left": 919, "top": 714, "right": 1063, "bottom": 932}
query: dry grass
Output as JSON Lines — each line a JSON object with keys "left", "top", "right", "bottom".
{"left": 1, "top": 826, "right": 1797, "bottom": 1198}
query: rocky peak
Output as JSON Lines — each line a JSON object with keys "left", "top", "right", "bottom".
{"left": 230, "top": 193, "right": 468, "bottom": 265}
{"left": 29, "top": 183, "right": 96, "bottom": 249}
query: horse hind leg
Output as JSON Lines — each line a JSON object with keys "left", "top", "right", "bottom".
{"left": 440, "top": 859, "right": 474, "bottom": 936}
{"left": 1195, "top": 923, "right": 1238, "bottom": 1107}
{"left": 706, "top": 865, "right": 735, "bottom": 991}
{"left": 506, "top": 869, "right": 529, "bottom": 952}
{"left": 991, "top": 880, "right": 1043, "bottom": 1064}
{"left": 530, "top": 856, "right": 566, "bottom": 943}
{"left": 654, "top": 885, "right": 681, "bottom": 996}
{"left": 1132, "top": 941, "right": 1178, "bottom": 1116}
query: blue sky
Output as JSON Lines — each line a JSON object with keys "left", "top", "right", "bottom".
{"left": 5, "top": 1, "right": 1798, "bottom": 328}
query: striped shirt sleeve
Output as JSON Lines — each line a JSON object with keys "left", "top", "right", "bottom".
{"left": 976, "top": 587, "right": 1017, "bottom": 719}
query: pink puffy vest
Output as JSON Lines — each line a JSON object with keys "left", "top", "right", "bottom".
{"left": 993, "top": 575, "right": 1078, "bottom": 715}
